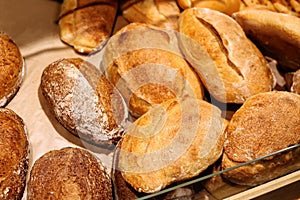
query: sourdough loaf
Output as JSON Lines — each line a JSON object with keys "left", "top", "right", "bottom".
{"left": 178, "top": 8, "right": 274, "bottom": 104}
{"left": 28, "top": 147, "right": 112, "bottom": 199}
{"left": 0, "top": 108, "right": 29, "bottom": 200}
{"left": 222, "top": 91, "right": 300, "bottom": 186}
{"left": 58, "top": 0, "right": 118, "bottom": 53}
{"left": 116, "top": 97, "right": 226, "bottom": 193}
{"left": 102, "top": 23, "right": 204, "bottom": 118}
{"left": 0, "top": 33, "right": 24, "bottom": 107}
{"left": 40, "top": 58, "right": 128, "bottom": 146}
{"left": 233, "top": 9, "right": 300, "bottom": 71}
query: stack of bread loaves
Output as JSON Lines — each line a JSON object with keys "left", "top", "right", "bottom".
{"left": 2, "top": 0, "right": 299, "bottom": 199}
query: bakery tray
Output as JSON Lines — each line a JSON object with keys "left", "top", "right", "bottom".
{"left": 1, "top": 0, "right": 299, "bottom": 199}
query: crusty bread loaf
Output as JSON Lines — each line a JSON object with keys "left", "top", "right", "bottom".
{"left": 0, "top": 33, "right": 24, "bottom": 107}
{"left": 40, "top": 58, "right": 128, "bottom": 146}
{"left": 233, "top": 9, "right": 300, "bottom": 71}
{"left": 177, "top": 0, "right": 241, "bottom": 15}
{"left": 178, "top": 8, "right": 274, "bottom": 104}
{"left": 0, "top": 108, "right": 29, "bottom": 200}
{"left": 58, "top": 0, "right": 118, "bottom": 53}
{"left": 28, "top": 147, "right": 112, "bottom": 199}
{"left": 102, "top": 23, "right": 204, "bottom": 118}
{"left": 120, "top": 0, "right": 180, "bottom": 30}
{"left": 116, "top": 97, "right": 226, "bottom": 193}
{"left": 221, "top": 91, "right": 300, "bottom": 186}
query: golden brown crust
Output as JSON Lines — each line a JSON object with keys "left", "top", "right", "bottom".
{"left": 103, "top": 23, "right": 204, "bottom": 118}
{"left": 121, "top": 0, "right": 180, "bottom": 30}
{"left": 0, "top": 108, "right": 29, "bottom": 200}
{"left": 178, "top": 8, "right": 274, "bottom": 104}
{"left": 285, "top": 69, "right": 300, "bottom": 94}
{"left": 28, "top": 147, "right": 112, "bottom": 200}
{"left": 177, "top": 0, "right": 241, "bottom": 15}
{"left": 222, "top": 91, "right": 300, "bottom": 185}
{"left": 117, "top": 97, "right": 226, "bottom": 193}
{"left": 58, "top": 0, "right": 118, "bottom": 53}
{"left": 233, "top": 9, "right": 300, "bottom": 71}
{"left": 0, "top": 33, "right": 24, "bottom": 107}
{"left": 40, "top": 58, "right": 128, "bottom": 146}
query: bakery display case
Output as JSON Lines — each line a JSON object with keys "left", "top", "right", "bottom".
{"left": 0, "top": 0, "right": 300, "bottom": 199}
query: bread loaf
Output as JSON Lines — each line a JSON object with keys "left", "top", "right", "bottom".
{"left": 58, "top": 0, "right": 118, "bottom": 53}
{"left": 28, "top": 147, "right": 112, "bottom": 199}
{"left": 120, "top": 0, "right": 180, "bottom": 30}
{"left": 0, "top": 33, "right": 24, "bottom": 107}
{"left": 102, "top": 23, "right": 204, "bottom": 118}
{"left": 177, "top": 0, "right": 241, "bottom": 15}
{"left": 40, "top": 58, "right": 128, "bottom": 146}
{"left": 233, "top": 9, "right": 300, "bottom": 71}
{"left": 222, "top": 91, "right": 300, "bottom": 186}
{"left": 178, "top": 8, "right": 274, "bottom": 104}
{"left": 116, "top": 97, "right": 226, "bottom": 193}
{"left": 0, "top": 108, "right": 29, "bottom": 200}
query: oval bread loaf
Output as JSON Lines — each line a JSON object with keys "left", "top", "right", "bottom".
{"left": 40, "top": 58, "right": 128, "bottom": 146}
{"left": 102, "top": 23, "right": 204, "bottom": 118}
{"left": 178, "top": 8, "right": 274, "bottom": 104}
{"left": 222, "top": 91, "right": 300, "bottom": 186}
{"left": 28, "top": 147, "right": 112, "bottom": 200}
{"left": 116, "top": 97, "right": 226, "bottom": 193}
{"left": 0, "top": 33, "right": 24, "bottom": 107}
{"left": 0, "top": 108, "right": 29, "bottom": 200}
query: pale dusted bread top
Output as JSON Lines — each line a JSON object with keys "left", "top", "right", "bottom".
{"left": 117, "top": 97, "right": 226, "bottom": 193}
{"left": 233, "top": 9, "right": 300, "bottom": 71}
{"left": 0, "top": 33, "right": 24, "bottom": 107}
{"left": 0, "top": 108, "right": 29, "bottom": 200}
{"left": 178, "top": 8, "right": 274, "bottom": 103}
{"left": 224, "top": 91, "right": 300, "bottom": 163}
{"left": 103, "top": 23, "right": 204, "bottom": 117}
{"left": 41, "top": 58, "right": 127, "bottom": 146}
{"left": 28, "top": 147, "right": 112, "bottom": 200}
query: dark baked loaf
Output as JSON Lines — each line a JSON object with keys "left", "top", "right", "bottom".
{"left": 222, "top": 91, "right": 300, "bottom": 186}
{"left": 28, "top": 147, "right": 112, "bottom": 200}
{"left": 0, "top": 33, "right": 24, "bottom": 107}
{"left": 40, "top": 58, "right": 128, "bottom": 146}
{"left": 0, "top": 108, "right": 29, "bottom": 200}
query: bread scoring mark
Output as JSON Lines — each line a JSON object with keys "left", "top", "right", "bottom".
{"left": 196, "top": 17, "right": 244, "bottom": 79}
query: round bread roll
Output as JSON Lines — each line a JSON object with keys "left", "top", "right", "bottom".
{"left": 285, "top": 69, "right": 300, "bottom": 94}
{"left": 28, "top": 147, "right": 112, "bottom": 200}
{"left": 0, "top": 108, "right": 29, "bottom": 200}
{"left": 0, "top": 33, "right": 24, "bottom": 107}
{"left": 40, "top": 58, "right": 128, "bottom": 146}
{"left": 116, "top": 97, "right": 226, "bottom": 193}
{"left": 222, "top": 91, "right": 300, "bottom": 186}
{"left": 102, "top": 23, "right": 204, "bottom": 118}
{"left": 178, "top": 8, "right": 274, "bottom": 104}
{"left": 233, "top": 9, "right": 300, "bottom": 71}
